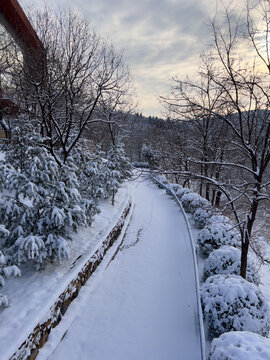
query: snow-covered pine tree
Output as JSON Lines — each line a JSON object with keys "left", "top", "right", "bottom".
{"left": 107, "top": 144, "right": 132, "bottom": 181}
{"left": 72, "top": 144, "right": 106, "bottom": 202}
{"left": 141, "top": 143, "right": 158, "bottom": 169}
{"left": 105, "top": 144, "right": 132, "bottom": 205}
{"left": 73, "top": 143, "right": 132, "bottom": 206}
{"left": 0, "top": 122, "right": 96, "bottom": 268}
{"left": 0, "top": 226, "right": 21, "bottom": 307}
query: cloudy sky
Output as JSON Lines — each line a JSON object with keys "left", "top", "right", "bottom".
{"left": 21, "top": 0, "right": 242, "bottom": 116}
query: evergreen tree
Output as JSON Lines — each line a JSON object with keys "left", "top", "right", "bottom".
{"left": 0, "top": 226, "right": 21, "bottom": 308}
{"left": 105, "top": 144, "right": 132, "bottom": 205}
{"left": 0, "top": 123, "right": 94, "bottom": 268}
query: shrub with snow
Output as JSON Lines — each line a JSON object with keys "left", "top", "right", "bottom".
{"left": 0, "top": 249, "right": 21, "bottom": 307}
{"left": 202, "top": 246, "right": 260, "bottom": 284}
{"left": 181, "top": 192, "right": 200, "bottom": 213}
{"left": 168, "top": 183, "right": 182, "bottom": 193}
{"left": 175, "top": 186, "right": 192, "bottom": 199}
{"left": 201, "top": 274, "right": 270, "bottom": 338}
{"left": 190, "top": 197, "right": 210, "bottom": 215}
{"left": 181, "top": 192, "right": 210, "bottom": 214}
{"left": 193, "top": 207, "right": 213, "bottom": 229}
{"left": 208, "top": 331, "right": 270, "bottom": 360}
{"left": 155, "top": 175, "right": 169, "bottom": 187}
{"left": 206, "top": 215, "right": 233, "bottom": 230}
{"left": 197, "top": 223, "right": 240, "bottom": 256}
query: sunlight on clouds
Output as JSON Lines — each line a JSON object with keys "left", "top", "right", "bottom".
{"left": 134, "top": 57, "right": 203, "bottom": 116}
{"left": 20, "top": 0, "right": 248, "bottom": 116}
{"left": 20, "top": 0, "right": 211, "bottom": 116}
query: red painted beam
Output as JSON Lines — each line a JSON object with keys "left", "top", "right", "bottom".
{"left": 0, "top": 0, "right": 43, "bottom": 53}
{"left": 0, "top": 0, "right": 46, "bottom": 124}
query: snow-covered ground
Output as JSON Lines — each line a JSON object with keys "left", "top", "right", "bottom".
{"left": 0, "top": 184, "right": 130, "bottom": 360}
{"left": 37, "top": 177, "right": 203, "bottom": 360}
{"left": 258, "top": 246, "right": 270, "bottom": 313}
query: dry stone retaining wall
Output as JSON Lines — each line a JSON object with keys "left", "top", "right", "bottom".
{"left": 10, "top": 200, "right": 132, "bottom": 360}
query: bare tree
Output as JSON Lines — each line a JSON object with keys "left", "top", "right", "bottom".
{"left": 2, "top": 8, "right": 133, "bottom": 165}
{"left": 161, "top": 1, "right": 270, "bottom": 279}
{"left": 94, "top": 70, "right": 135, "bottom": 147}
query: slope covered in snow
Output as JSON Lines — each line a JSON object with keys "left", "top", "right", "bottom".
{"left": 0, "top": 184, "right": 130, "bottom": 360}
{"left": 38, "top": 177, "right": 203, "bottom": 360}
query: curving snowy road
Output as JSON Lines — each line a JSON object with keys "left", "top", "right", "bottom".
{"left": 38, "top": 177, "right": 202, "bottom": 360}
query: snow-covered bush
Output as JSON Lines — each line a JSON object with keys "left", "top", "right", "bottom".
{"left": 175, "top": 186, "right": 192, "bottom": 199}
{"left": 168, "top": 183, "right": 182, "bottom": 193}
{"left": 193, "top": 207, "right": 213, "bottom": 229}
{"left": 208, "top": 331, "right": 270, "bottom": 360}
{"left": 201, "top": 274, "right": 270, "bottom": 338}
{"left": 181, "top": 192, "right": 200, "bottom": 213}
{"left": 203, "top": 246, "right": 260, "bottom": 284}
{"left": 189, "top": 197, "right": 210, "bottom": 215}
{"left": 181, "top": 192, "right": 210, "bottom": 214}
{"left": 197, "top": 223, "right": 240, "bottom": 256}
{"left": 206, "top": 215, "right": 233, "bottom": 230}
{"left": 155, "top": 174, "right": 169, "bottom": 187}
{"left": 0, "top": 249, "right": 21, "bottom": 307}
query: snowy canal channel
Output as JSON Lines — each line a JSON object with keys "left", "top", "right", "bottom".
{"left": 37, "top": 177, "right": 203, "bottom": 360}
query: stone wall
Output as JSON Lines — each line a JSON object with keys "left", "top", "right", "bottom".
{"left": 10, "top": 200, "right": 132, "bottom": 360}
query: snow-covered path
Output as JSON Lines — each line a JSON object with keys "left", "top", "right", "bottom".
{"left": 39, "top": 178, "right": 202, "bottom": 360}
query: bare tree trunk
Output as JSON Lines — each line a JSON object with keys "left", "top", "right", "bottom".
{"left": 205, "top": 183, "right": 210, "bottom": 201}
{"left": 215, "top": 190, "right": 221, "bottom": 207}
{"left": 240, "top": 239, "right": 249, "bottom": 278}
{"left": 240, "top": 183, "right": 260, "bottom": 278}
{"left": 211, "top": 188, "right": 216, "bottom": 206}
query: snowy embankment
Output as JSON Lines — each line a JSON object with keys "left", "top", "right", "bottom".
{"left": 37, "top": 177, "right": 203, "bottom": 360}
{"left": 0, "top": 184, "right": 132, "bottom": 360}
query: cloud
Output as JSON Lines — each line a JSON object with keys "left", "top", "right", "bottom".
{"left": 73, "top": 0, "right": 212, "bottom": 115}
{"left": 21, "top": 0, "right": 244, "bottom": 116}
